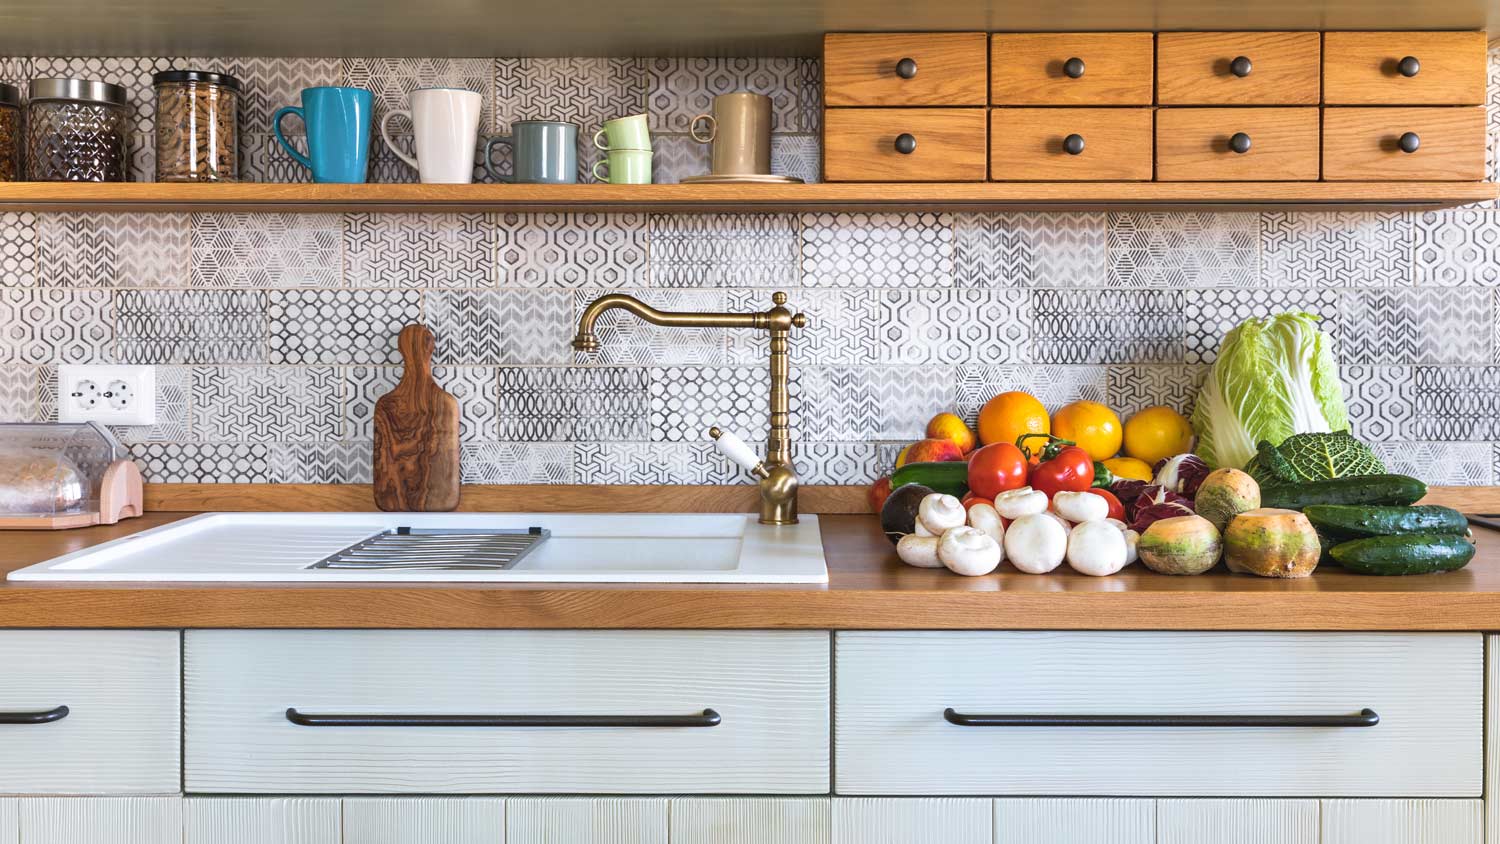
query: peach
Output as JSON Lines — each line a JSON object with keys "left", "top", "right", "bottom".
{"left": 926, "top": 412, "right": 977, "bottom": 454}
{"left": 901, "top": 437, "right": 966, "bottom": 466}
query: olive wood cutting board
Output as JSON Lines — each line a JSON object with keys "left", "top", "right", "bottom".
{"left": 372, "top": 324, "right": 460, "bottom": 511}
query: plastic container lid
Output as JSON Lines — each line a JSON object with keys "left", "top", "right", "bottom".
{"left": 152, "top": 69, "right": 242, "bottom": 91}
{"left": 29, "top": 78, "right": 127, "bottom": 106}
{"left": 0, "top": 83, "right": 20, "bottom": 108}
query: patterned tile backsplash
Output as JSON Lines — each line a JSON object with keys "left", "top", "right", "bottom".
{"left": 4, "top": 51, "right": 1500, "bottom": 486}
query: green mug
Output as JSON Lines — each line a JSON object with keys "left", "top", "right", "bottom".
{"left": 592, "top": 113, "right": 651, "bottom": 151}
{"left": 593, "top": 149, "right": 653, "bottom": 184}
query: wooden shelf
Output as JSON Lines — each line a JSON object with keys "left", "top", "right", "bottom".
{"left": 0, "top": 181, "right": 1491, "bottom": 212}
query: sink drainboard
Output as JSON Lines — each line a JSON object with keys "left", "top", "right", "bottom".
{"left": 309, "top": 526, "right": 551, "bottom": 571}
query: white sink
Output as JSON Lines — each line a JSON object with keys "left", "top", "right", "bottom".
{"left": 8, "top": 512, "right": 828, "bottom": 584}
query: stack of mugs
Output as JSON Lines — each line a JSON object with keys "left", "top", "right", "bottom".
{"left": 591, "top": 113, "right": 652, "bottom": 184}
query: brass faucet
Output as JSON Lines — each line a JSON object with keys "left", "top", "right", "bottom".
{"left": 571, "top": 292, "right": 808, "bottom": 525}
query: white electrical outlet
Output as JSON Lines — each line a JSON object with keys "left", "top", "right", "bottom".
{"left": 57, "top": 365, "right": 156, "bottom": 425}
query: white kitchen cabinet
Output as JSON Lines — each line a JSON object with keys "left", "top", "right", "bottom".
{"left": 1157, "top": 799, "right": 1317, "bottom": 844}
{"left": 831, "top": 798, "right": 990, "bottom": 844}
{"left": 1488, "top": 634, "right": 1500, "bottom": 844}
{"left": 993, "top": 798, "right": 1153, "bottom": 844}
{"left": 16, "top": 797, "right": 181, "bottom": 844}
{"left": 669, "top": 798, "right": 830, "bottom": 844}
{"left": 183, "top": 798, "right": 340, "bottom": 844}
{"left": 344, "top": 798, "right": 505, "bottom": 844}
{"left": 507, "top": 798, "right": 667, "bottom": 844}
{"left": 835, "top": 631, "right": 1481, "bottom": 796}
{"left": 1322, "top": 799, "right": 1482, "bottom": 844}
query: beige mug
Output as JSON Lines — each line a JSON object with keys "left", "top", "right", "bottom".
{"left": 689, "top": 92, "right": 772, "bottom": 176}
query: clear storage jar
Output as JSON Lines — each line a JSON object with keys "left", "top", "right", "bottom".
{"left": 0, "top": 84, "right": 21, "bottom": 181}
{"left": 153, "top": 69, "right": 240, "bottom": 182}
{"left": 26, "top": 78, "right": 130, "bottom": 182}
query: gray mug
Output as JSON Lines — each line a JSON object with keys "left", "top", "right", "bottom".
{"left": 484, "top": 120, "right": 577, "bottom": 184}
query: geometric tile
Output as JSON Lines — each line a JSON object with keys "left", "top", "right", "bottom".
{"left": 645, "top": 57, "right": 819, "bottom": 134}
{"left": 651, "top": 213, "right": 797, "bottom": 288}
{"left": 1342, "top": 364, "right": 1417, "bottom": 442}
{"left": 0, "top": 289, "right": 114, "bottom": 364}
{"left": 0, "top": 57, "right": 29, "bottom": 90}
{"left": 191, "top": 213, "right": 342, "bottom": 288}
{"left": 1030, "top": 289, "right": 1184, "bottom": 364}
{"left": 115, "top": 289, "right": 266, "bottom": 365}
{"left": 650, "top": 135, "right": 711, "bottom": 184}
{"left": 1412, "top": 366, "right": 1500, "bottom": 440}
{"left": 240, "top": 133, "right": 314, "bottom": 184}
{"left": 771, "top": 134, "right": 822, "bottom": 183}
{"left": 1372, "top": 441, "right": 1493, "bottom": 485}
{"left": 0, "top": 212, "right": 37, "bottom": 286}
{"left": 954, "top": 212, "right": 1108, "bottom": 288}
{"left": 570, "top": 288, "right": 727, "bottom": 366}
{"left": 1413, "top": 209, "right": 1500, "bottom": 286}
{"left": 111, "top": 364, "right": 192, "bottom": 442}
{"left": 496, "top": 366, "right": 649, "bottom": 441}
{"left": 956, "top": 365, "right": 1109, "bottom": 427}
{"left": 797, "top": 365, "right": 954, "bottom": 442}
{"left": 887, "top": 289, "right": 1030, "bottom": 366}
{"left": 800, "top": 212, "right": 955, "bottom": 288}
{"left": 573, "top": 442, "right": 736, "bottom": 485}
{"left": 1108, "top": 211, "right": 1259, "bottom": 288}
{"left": 38, "top": 213, "right": 188, "bottom": 287}
{"left": 340, "top": 365, "right": 399, "bottom": 441}
{"left": 1106, "top": 364, "right": 1210, "bottom": 418}
{"left": 269, "top": 441, "right": 372, "bottom": 484}
{"left": 345, "top": 213, "right": 493, "bottom": 288}
{"left": 31, "top": 56, "right": 181, "bottom": 181}
{"left": 343, "top": 57, "right": 493, "bottom": 126}
{"left": 128, "top": 441, "right": 273, "bottom": 483}
{"left": 496, "top": 213, "right": 647, "bottom": 288}
{"left": 494, "top": 57, "right": 647, "bottom": 179}
{"left": 1182, "top": 288, "right": 1341, "bottom": 365}
{"left": 648, "top": 365, "right": 773, "bottom": 442}
{"left": 1261, "top": 211, "right": 1412, "bottom": 287}
{"left": 428, "top": 289, "right": 573, "bottom": 365}
{"left": 742, "top": 288, "right": 882, "bottom": 368}
{"left": 193, "top": 365, "right": 341, "bottom": 441}
{"left": 460, "top": 442, "right": 575, "bottom": 483}
{"left": 796, "top": 441, "right": 883, "bottom": 485}
{"left": 0, "top": 365, "right": 39, "bottom": 421}
{"left": 218, "top": 57, "right": 342, "bottom": 136}
{"left": 267, "top": 289, "right": 422, "bottom": 365}
{"left": 1339, "top": 288, "right": 1492, "bottom": 365}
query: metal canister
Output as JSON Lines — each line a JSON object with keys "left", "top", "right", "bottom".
{"left": 26, "top": 78, "right": 130, "bottom": 182}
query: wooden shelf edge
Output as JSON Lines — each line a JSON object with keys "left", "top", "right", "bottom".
{"left": 0, "top": 181, "right": 1491, "bottom": 212}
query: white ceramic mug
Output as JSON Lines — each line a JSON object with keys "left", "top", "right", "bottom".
{"left": 380, "top": 88, "right": 483, "bottom": 184}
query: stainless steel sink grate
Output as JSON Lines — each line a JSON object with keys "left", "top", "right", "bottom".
{"left": 309, "top": 526, "right": 550, "bottom": 571}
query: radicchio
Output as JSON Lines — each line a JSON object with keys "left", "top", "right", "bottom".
{"left": 1128, "top": 485, "right": 1195, "bottom": 533}
{"left": 1152, "top": 453, "right": 1211, "bottom": 499}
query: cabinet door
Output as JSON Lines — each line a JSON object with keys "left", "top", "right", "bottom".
{"left": 831, "top": 799, "right": 989, "bottom": 844}
{"left": 994, "top": 798, "right": 1153, "bottom": 844}
{"left": 183, "top": 798, "right": 339, "bottom": 844}
{"left": 1158, "top": 799, "right": 1317, "bottom": 844}
{"left": 1322, "top": 799, "right": 1481, "bottom": 844}
{"left": 343, "top": 798, "right": 504, "bottom": 844}
{"left": 507, "top": 798, "right": 667, "bottom": 844}
{"left": 17, "top": 798, "right": 181, "bottom": 844}
{"left": 670, "top": 798, "right": 829, "bottom": 844}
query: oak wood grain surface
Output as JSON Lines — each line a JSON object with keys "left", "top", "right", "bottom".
{"left": 1156, "top": 31, "right": 1323, "bottom": 105}
{"left": 989, "top": 33, "right": 1155, "bottom": 106}
{"left": 1322, "top": 106, "right": 1487, "bottom": 181}
{"left": 1323, "top": 31, "right": 1488, "bottom": 105}
{"left": 989, "top": 108, "right": 1154, "bottom": 181}
{"left": 3, "top": 486, "right": 1500, "bottom": 630}
{"left": 823, "top": 32, "right": 988, "bottom": 107}
{"left": 823, "top": 108, "right": 988, "bottom": 182}
{"left": 1155, "top": 107, "right": 1321, "bottom": 181}
{"left": 372, "top": 324, "right": 460, "bottom": 512}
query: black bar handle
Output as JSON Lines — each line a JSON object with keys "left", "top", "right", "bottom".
{"left": 0, "top": 705, "right": 69, "bottom": 725}
{"left": 285, "top": 707, "right": 721, "bottom": 728}
{"left": 943, "top": 707, "right": 1379, "bottom": 728}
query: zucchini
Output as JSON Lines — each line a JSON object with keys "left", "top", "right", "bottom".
{"left": 1304, "top": 504, "right": 1468, "bottom": 539}
{"left": 1329, "top": 534, "right": 1475, "bottom": 576}
{"left": 1259, "top": 474, "right": 1427, "bottom": 511}
{"left": 890, "top": 461, "right": 969, "bottom": 498}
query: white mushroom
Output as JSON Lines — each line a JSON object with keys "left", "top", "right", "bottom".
{"left": 1122, "top": 529, "right": 1140, "bottom": 565}
{"left": 1044, "top": 511, "right": 1073, "bottom": 533}
{"left": 995, "top": 486, "right": 1048, "bottom": 520}
{"left": 1066, "top": 520, "right": 1129, "bottom": 576}
{"left": 917, "top": 493, "right": 967, "bottom": 536}
{"left": 967, "top": 503, "right": 1005, "bottom": 553}
{"left": 896, "top": 533, "right": 943, "bottom": 568}
{"left": 938, "top": 526, "right": 1003, "bottom": 576}
{"left": 1052, "top": 490, "right": 1109, "bottom": 523}
{"left": 1104, "top": 517, "right": 1129, "bottom": 531}
{"left": 1003, "top": 513, "right": 1068, "bottom": 574}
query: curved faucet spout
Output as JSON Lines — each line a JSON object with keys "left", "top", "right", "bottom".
{"left": 572, "top": 294, "right": 763, "bottom": 352}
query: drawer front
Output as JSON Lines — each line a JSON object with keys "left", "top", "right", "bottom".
{"left": 990, "top": 108, "right": 1153, "bottom": 181}
{"left": 1324, "top": 106, "right": 1486, "bottom": 181}
{"left": 1157, "top": 32, "right": 1321, "bottom": 104}
{"left": 1325, "top": 32, "right": 1486, "bottom": 105}
{"left": 824, "top": 108, "right": 987, "bottom": 181}
{"left": 834, "top": 631, "right": 1481, "bottom": 796}
{"left": 989, "top": 33, "right": 1154, "bottom": 105}
{"left": 0, "top": 631, "right": 180, "bottom": 794}
{"left": 1156, "top": 107, "right": 1319, "bottom": 181}
{"left": 185, "top": 630, "right": 829, "bottom": 793}
{"left": 824, "top": 33, "right": 987, "bottom": 106}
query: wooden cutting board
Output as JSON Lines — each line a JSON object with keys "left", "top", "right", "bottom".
{"left": 372, "top": 324, "right": 461, "bottom": 512}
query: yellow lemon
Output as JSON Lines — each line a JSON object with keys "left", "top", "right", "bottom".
{"left": 1123, "top": 405, "right": 1195, "bottom": 466}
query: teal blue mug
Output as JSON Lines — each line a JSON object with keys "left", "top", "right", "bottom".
{"left": 273, "top": 87, "right": 374, "bottom": 183}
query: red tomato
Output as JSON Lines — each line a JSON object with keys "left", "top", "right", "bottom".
{"left": 966, "top": 443, "right": 1029, "bottom": 499}
{"left": 1028, "top": 443, "right": 1095, "bottom": 499}
{"left": 868, "top": 476, "right": 893, "bottom": 514}
{"left": 1083, "top": 488, "right": 1126, "bottom": 522}
{"left": 960, "top": 493, "right": 995, "bottom": 514}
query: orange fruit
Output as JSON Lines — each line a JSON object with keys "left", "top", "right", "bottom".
{"left": 1051, "top": 400, "right": 1123, "bottom": 461}
{"left": 1123, "top": 405, "right": 1195, "bottom": 466}
{"left": 1103, "top": 456, "right": 1154, "bottom": 483}
{"left": 977, "top": 391, "right": 1049, "bottom": 447}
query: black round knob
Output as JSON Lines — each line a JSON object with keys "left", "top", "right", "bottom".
{"left": 894, "top": 133, "right": 917, "bottom": 154}
{"left": 1229, "top": 132, "right": 1252, "bottom": 154}
{"left": 1062, "top": 133, "right": 1085, "bottom": 155}
{"left": 1230, "top": 56, "right": 1253, "bottom": 77}
{"left": 895, "top": 57, "right": 918, "bottom": 79}
{"left": 1398, "top": 56, "right": 1420, "bottom": 77}
{"left": 1399, "top": 131, "right": 1420, "bottom": 153}
{"left": 1063, "top": 57, "right": 1085, "bottom": 79}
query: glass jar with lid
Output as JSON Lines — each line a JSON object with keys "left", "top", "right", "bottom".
{"left": 26, "top": 78, "right": 130, "bottom": 182}
{"left": 153, "top": 69, "right": 241, "bottom": 182}
{"left": 0, "top": 84, "right": 21, "bottom": 181}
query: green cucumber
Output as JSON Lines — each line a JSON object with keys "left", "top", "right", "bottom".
{"left": 890, "top": 461, "right": 969, "bottom": 498}
{"left": 1259, "top": 474, "right": 1427, "bottom": 511}
{"left": 1329, "top": 534, "right": 1475, "bottom": 575}
{"left": 1304, "top": 504, "right": 1468, "bottom": 539}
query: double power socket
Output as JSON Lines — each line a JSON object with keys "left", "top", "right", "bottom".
{"left": 57, "top": 364, "right": 157, "bottom": 426}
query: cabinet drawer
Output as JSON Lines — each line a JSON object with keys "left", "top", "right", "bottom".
{"left": 824, "top": 33, "right": 987, "bottom": 106}
{"left": 1157, "top": 32, "right": 1321, "bottom": 104}
{"left": 835, "top": 632, "right": 1481, "bottom": 796}
{"left": 1156, "top": 107, "right": 1319, "bottom": 181}
{"left": 990, "top": 108, "right": 1153, "bottom": 180}
{"left": 0, "top": 631, "right": 180, "bottom": 794}
{"left": 824, "top": 108, "right": 986, "bottom": 181}
{"left": 1324, "top": 106, "right": 1486, "bottom": 181}
{"left": 989, "top": 33, "right": 1154, "bottom": 105}
{"left": 185, "top": 630, "right": 829, "bottom": 793}
{"left": 1325, "top": 32, "right": 1486, "bottom": 105}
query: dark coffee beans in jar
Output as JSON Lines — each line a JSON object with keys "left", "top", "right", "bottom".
{"left": 27, "top": 78, "right": 130, "bottom": 182}
{"left": 0, "top": 84, "right": 21, "bottom": 181}
{"left": 154, "top": 70, "right": 241, "bottom": 182}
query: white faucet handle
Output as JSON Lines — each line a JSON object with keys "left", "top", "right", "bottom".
{"left": 708, "top": 427, "right": 768, "bottom": 478}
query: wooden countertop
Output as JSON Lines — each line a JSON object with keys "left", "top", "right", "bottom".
{"left": 5, "top": 510, "right": 1500, "bottom": 630}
